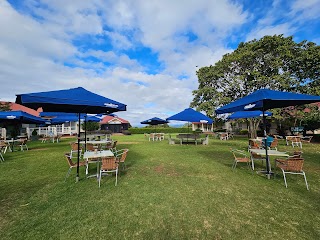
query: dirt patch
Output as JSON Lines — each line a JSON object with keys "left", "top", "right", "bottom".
{"left": 30, "top": 148, "right": 50, "bottom": 151}
{"left": 154, "top": 164, "right": 164, "bottom": 173}
{"left": 119, "top": 142, "right": 140, "bottom": 144}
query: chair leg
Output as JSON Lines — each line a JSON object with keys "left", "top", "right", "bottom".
{"left": 251, "top": 158, "right": 255, "bottom": 170}
{"left": 282, "top": 170, "right": 288, "bottom": 188}
{"left": 99, "top": 171, "right": 102, "bottom": 188}
{"left": 302, "top": 172, "right": 309, "bottom": 190}
{"left": 115, "top": 170, "right": 118, "bottom": 186}
{"left": 65, "top": 167, "right": 72, "bottom": 182}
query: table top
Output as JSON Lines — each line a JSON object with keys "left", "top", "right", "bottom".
{"left": 249, "top": 149, "right": 289, "bottom": 157}
{"left": 83, "top": 150, "right": 114, "bottom": 159}
{"left": 79, "top": 140, "right": 112, "bottom": 145}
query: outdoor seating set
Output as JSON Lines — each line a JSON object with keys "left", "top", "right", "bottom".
{"left": 65, "top": 140, "right": 129, "bottom": 187}
{"left": 40, "top": 134, "right": 62, "bottom": 143}
{"left": 168, "top": 134, "right": 209, "bottom": 145}
{"left": 146, "top": 133, "right": 165, "bottom": 141}
{"left": 217, "top": 132, "right": 234, "bottom": 140}
{"left": 231, "top": 136, "right": 309, "bottom": 189}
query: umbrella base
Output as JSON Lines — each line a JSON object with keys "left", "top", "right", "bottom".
{"left": 256, "top": 170, "right": 274, "bottom": 179}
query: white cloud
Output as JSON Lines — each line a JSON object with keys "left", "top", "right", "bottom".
{"left": 1, "top": 0, "right": 319, "bottom": 126}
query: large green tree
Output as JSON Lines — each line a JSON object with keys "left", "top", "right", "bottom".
{"left": 0, "top": 102, "right": 10, "bottom": 111}
{"left": 191, "top": 35, "right": 320, "bottom": 137}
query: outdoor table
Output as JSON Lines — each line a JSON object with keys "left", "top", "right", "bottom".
{"left": 249, "top": 149, "right": 289, "bottom": 172}
{"left": 4, "top": 139, "right": 20, "bottom": 152}
{"left": 83, "top": 150, "right": 114, "bottom": 179}
{"left": 79, "top": 140, "right": 112, "bottom": 145}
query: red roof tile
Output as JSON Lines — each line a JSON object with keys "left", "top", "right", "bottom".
{"left": 100, "top": 115, "right": 129, "bottom": 124}
{"left": 1, "top": 101, "right": 40, "bottom": 117}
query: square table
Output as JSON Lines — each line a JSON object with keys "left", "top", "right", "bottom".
{"left": 83, "top": 150, "right": 114, "bottom": 178}
{"left": 249, "top": 149, "right": 289, "bottom": 173}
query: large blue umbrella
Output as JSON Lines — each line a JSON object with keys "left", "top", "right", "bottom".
{"left": 0, "top": 111, "right": 49, "bottom": 124}
{"left": 16, "top": 87, "right": 126, "bottom": 182}
{"left": 16, "top": 87, "right": 126, "bottom": 114}
{"left": 227, "top": 111, "right": 272, "bottom": 120}
{"left": 140, "top": 117, "right": 168, "bottom": 125}
{"left": 215, "top": 89, "right": 320, "bottom": 177}
{"left": 167, "top": 108, "right": 213, "bottom": 124}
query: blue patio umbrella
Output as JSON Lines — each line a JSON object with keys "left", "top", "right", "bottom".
{"left": 0, "top": 111, "right": 49, "bottom": 124}
{"left": 215, "top": 89, "right": 320, "bottom": 177}
{"left": 140, "top": 117, "right": 168, "bottom": 125}
{"left": 141, "top": 117, "right": 168, "bottom": 133}
{"left": 227, "top": 111, "right": 272, "bottom": 120}
{"left": 167, "top": 108, "right": 213, "bottom": 139}
{"left": 167, "top": 108, "right": 213, "bottom": 124}
{"left": 16, "top": 87, "right": 126, "bottom": 182}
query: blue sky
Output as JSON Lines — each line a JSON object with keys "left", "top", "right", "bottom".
{"left": 0, "top": 0, "right": 319, "bottom": 126}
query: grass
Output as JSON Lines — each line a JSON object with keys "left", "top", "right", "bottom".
{"left": 0, "top": 134, "right": 320, "bottom": 239}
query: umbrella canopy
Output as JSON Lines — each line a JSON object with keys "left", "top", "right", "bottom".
{"left": 216, "top": 89, "right": 320, "bottom": 114}
{"left": 227, "top": 111, "right": 272, "bottom": 120}
{"left": 167, "top": 108, "right": 213, "bottom": 124}
{"left": 15, "top": 87, "right": 126, "bottom": 182}
{"left": 140, "top": 117, "right": 168, "bottom": 125}
{"left": 215, "top": 89, "right": 320, "bottom": 177}
{"left": 15, "top": 87, "right": 127, "bottom": 114}
{"left": 0, "top": 111, "right": 49, "bottom": 124}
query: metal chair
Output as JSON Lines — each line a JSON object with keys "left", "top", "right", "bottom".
{"left": 99, "top": 156, "right": 118, "bottom": 187}
{"left": 291, "top": 136, "right": 302, "bottom": 148}
{"left": 230, "top": 148, "right": 252, "bottom": 171}
{"left": 114, "top": 149, "right": 129, "bottom": 173}
{"left": 18, "top": 138, "right": 28, "bottom": 151}
{"left": 276, "top": 157, "right": 309, "bottom": 190}
{"left": 64, "top": 153, "right": 86, "bottom": 181}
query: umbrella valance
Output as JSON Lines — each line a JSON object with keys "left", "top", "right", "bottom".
{"left": 40, "top": 112, "right": 101, "bottom": 124}
{"left": 16, "top": 87, "right": 126, "bottom": 114}
{"left": 216, "top": 89, "right": 320, "bottom": 114}
{"left": 0, "top": 111, "right": 48, "bottom": 124}
{"left": 167, "top": 108, "right": 213, "bottom": 124}
{"left": 227, "top": 111, "right": 272, "bottom": 120}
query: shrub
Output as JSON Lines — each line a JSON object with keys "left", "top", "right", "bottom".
{"left": 239, "top": 129, "right": 248, "bottom": 135}
{"left": 122, "top": 130, "right": 131, "bottom": 135}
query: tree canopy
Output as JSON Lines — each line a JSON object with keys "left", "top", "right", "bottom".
{"left": 191, "top": 35, "right": 320, "bottom": 117}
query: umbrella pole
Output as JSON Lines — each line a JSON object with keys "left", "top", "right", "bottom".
{"left": 84, "top": 115, "right": 87, "bottom": 152}
{"left": 262, "top": 109, "right": 271, "bottom": 179}
{"left": 76, "top": 113, "right": 80, "bottom": 182}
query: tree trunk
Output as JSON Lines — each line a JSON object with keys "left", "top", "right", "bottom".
{"left": 248, "top": 118, "right": 261, "bottom": 139}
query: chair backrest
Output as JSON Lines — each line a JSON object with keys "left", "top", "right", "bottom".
{"left": 70, "top": 142, "right": 79, "bottom": 151}
{"left": 290, "top": 151, "right": 303, "bottom": 158}
{"left": 292, "top": 136, "right": 301, "bottom": 143}
{"left": 101, "top": 157, "right": 118, "bottom": 170}
{"left": 86, "top": 143, "right": 95, "bottom": 151}
{"left": 118, "top": 149, "right": 129, "bottom": 163}
{"left": 65, "top": 153, "right": 74, "bottom": 167}
{"left": 283, "top": 158, "right": 304, "bottom": 172}
{"left": 270, "top": 138, "right": 278, "bottom": 147}
{"left": 249, "top": 140, "right": 260, "bottom": 149}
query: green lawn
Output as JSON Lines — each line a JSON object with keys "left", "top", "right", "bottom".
{"left": 1, "top": 134, "right": 319, "bottom": 239}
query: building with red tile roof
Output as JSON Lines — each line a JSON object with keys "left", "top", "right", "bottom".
{"left": 1, "top": 101, "right": 40, "bottom": 116}
{"left": 100, "top": 115, "right": 130, "bottom": 133}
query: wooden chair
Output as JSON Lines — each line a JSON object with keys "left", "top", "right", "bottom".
{"left": 86, "top": 143, "right": 95, "bottom": 152}
{"left": 64, "top": 153, "right": 86, "bottom": 181}
{"left": 248, "top": 139, "right": 261, "bottom": 151}
{"left": 99, "top": 156, "right": 118, "bottom": 187}
{"left": 275, "top": 157, "right": 309, "bottom": 190}
{"left": 230, "top": 149, "right": 252, "bottom": 171}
